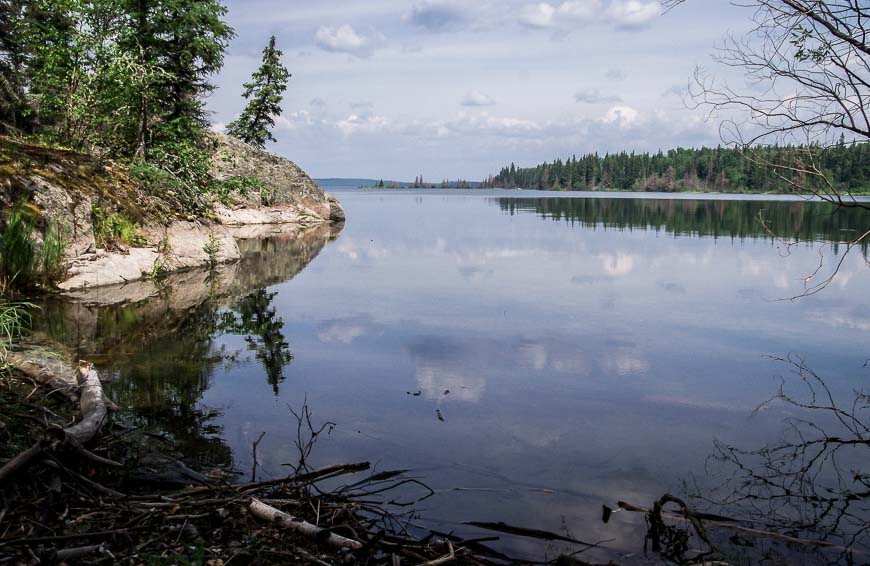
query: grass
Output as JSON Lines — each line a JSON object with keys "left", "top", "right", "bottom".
{"left": 39, "top": 220, "right": 68, "bottom": 286}
{"left": 0, "top": 200, "right": 37, "bottom": 289}
{"left": 92, "top": 205, "right": 145, "bottom": 249}
{"left": 0, "top": 199, "right": 72, "bottom": 291}
{"left": 0, "top": 301, "right": 33, "bottom": 361}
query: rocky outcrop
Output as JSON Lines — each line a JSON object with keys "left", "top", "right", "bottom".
{"left": 0, "top": 135, "right": 344, "bottom": 292}
{"left": 210, "top": 133, "right": 345, "bottom": 223}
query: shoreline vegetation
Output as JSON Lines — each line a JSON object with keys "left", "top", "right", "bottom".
{"left": 484, "top": 143, "right": 870, "bottom": 195}
{"left": 327, "top": 140, "right": 870, "bottom": 196}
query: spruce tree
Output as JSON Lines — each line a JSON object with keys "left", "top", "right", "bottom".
{"left": 226, "top": 35, "right": 290, "bottom": 149}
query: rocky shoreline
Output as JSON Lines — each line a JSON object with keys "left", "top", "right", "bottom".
{"left": 0, "top": 133, "right": 344, "bottom": 294}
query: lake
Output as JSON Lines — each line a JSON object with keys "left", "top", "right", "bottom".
{"left": 39, "top": 190, "right": 870, "bottom": 563}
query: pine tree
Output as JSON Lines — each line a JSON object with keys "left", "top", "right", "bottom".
{"left": 226, "top": 35, "right": 290, "bottom": 149}
{"left": 0, "top": 0, "right": 28, "bottom": 128}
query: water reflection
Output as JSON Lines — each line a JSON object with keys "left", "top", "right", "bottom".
{"left": 498, "top": 196, "right": 869, "bottom": 246}
{"left": 35, "top": 223, "right": 339, "bottom": 465}
{"left": 32, "top": 191, "right": 870, "bottom": 562}
{"left": 218, "top": 289, "right": 293, "bottom": 395}
{"left": 683, "top": 356, "right": 869, "bottom": 564}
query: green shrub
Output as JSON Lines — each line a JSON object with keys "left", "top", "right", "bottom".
{"left": 213, "top": 175, "right": 264, "bottom": 205}
{"left": 203, "top": 233, "right": 221, "bottom": 267}
{"left": 92, "top": 205, "right": 144, "bottom": 249}
{"left": 0, "top": 200, "right": 36, "bottom": 290}
{"left": 0, "top": 200, "right": 71, "bottom": 291}
{"left": 39, "top": 220, "right": 68, "bottom": 286}
{"left": 0, "top": 301, "right": 33, "bottom": 361}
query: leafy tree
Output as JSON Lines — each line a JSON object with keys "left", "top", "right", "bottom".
{"left": 226, "top": 35, "right": 290, "bottom": 149}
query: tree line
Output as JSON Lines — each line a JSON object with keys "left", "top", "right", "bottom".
{"left": 0, "top": 0, "right": 289, "bottom": 212}
{"left": 484, "top": 142, "right": 870, "bottom": 194}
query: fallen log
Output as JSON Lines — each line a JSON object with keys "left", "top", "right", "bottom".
{"left": 0, "top": 361, "right": 111, "bottom": 485}
{"left": 7, "top": 351, "right": 79, "bottom": 403}
{"left": 63, "top": 362, "right": 109, "bottom": 447}
{"left": 248, "top": 497, "right": 363, "bottom": 551}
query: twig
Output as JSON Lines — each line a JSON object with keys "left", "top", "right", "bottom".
{"left": 251, "top": 431, "right": 266, "bottom": 482}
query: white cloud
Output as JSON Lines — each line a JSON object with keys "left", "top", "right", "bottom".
{"left": 274, "top": 110, "right": 314, "bottom": 131}
{"left": 605, "top": 0, "right": 660, "bottom": 29}
{"left": 461, "top": 91, "right": 496, "bottom": 107}
{"left": 520, "top": 0, "right": 658, "bottom": 30}
{"left": 560, "top": 0, "right": 603, "bottom": 19}
{"left": 602, "top": 105, "right": 639, "bottom": 128}
{"left": 521, "top": 0, "right": 600, "bottom": 28}
{"left": 335, "top": 113, "right": 391, "bottom": 136}
{"left": 521, "top": 3, "right": 557, "bottom": 27}
{"left": 575, "top": 88, "right": 622, "bottom": 103}
{"left": 314, "top": 24, "right": 383, "bottom": 57}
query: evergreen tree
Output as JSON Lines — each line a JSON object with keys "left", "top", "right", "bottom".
{"left": 0, "top": 0, "right": 27, "bottom": 128}
{"left": 111, "top": 0, "right": 234, "bottom": 159}
{"left": 226, "top": 35, "right": 289, "bottom": 149}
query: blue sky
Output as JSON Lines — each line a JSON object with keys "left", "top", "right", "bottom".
{"left": 210, "top": 1, "right": 753, "bottom": 181}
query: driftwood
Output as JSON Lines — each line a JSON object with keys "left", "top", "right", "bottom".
{"left": 63, "top": 362, "right": 109, "bottom": 447}
{"left": 248, "top": 497, "right": 363, "bottom": 550}
{"left": 0, "top": 361, "right": 111, "bottom": 485}
{"left": 6, "top": 351, "right": 80, "bottom": 403}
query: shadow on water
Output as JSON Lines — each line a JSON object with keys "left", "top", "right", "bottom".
{"left": 32, "top": 222, "right": 342, "bottom": 468}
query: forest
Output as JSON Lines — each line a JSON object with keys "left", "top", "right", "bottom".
{"left": 0, "top": 0, "right": 287, "bottom": 215}
{"left": 485, "top": 142, "right": 870, "bottom": 194}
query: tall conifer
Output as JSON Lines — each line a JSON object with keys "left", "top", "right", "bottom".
{"left": 226, "top": 35, "right": 290, "bottom": 149}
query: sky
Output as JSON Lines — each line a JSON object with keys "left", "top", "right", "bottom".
{"left": 210, "top": 0, "right": 754, "bottom": 181}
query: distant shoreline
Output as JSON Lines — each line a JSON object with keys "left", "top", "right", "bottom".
{"left": 317, "top": 184, "right": 870, "bottom": 202}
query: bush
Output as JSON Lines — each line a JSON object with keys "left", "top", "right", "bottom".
{"left": 92, "top": 205, "right": 144, "bottom": 249}
{"left": 0, "top": 301, "right": 32, "bottom": 362}
{"left": 40, "top": 220, "right": 68, "bottom": 286}
{"left": 1, "top": 200, "right": 71, "bottom": 291}
{"left": 0, "top": 200, "right": 40, "bottom": 291}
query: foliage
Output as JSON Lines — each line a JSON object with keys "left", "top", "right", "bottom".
{"left": 92, "top": 205, "right": 143, "bottom": 249}
{"left": 202, "top": 233, "right": 221, "bottom": 267}
{"left": 661, "top": 0, "right": 869, "bottom": 210}
{"left": 0, "top": 1, "right": 30, "bottom": 130}
{"left": 1, "top": 0, "right": 237, "bottom": 215}
{"left": 211, "top": 175, "right": 264, "bottom": 206}
{"left": 0, "top": 301, "right": 31, "bottom": 361}
{"left": 487, "top": 142, "right": 870, "bottom": 194}
{"left": 0, "top": 200, "right": 36, "bottom": 289}
{"left": 226, "top": 35, "right": 290, "bottom": 149}
{"left": 38, "top": 219, "right": 67, "bottom": 286}
{"left": 0, "top": 200, "right": 71, "bottom": 291}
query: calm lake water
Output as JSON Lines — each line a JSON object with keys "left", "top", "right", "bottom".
{"left": 40, "top": 190, "right": 870, "bottom": 563}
